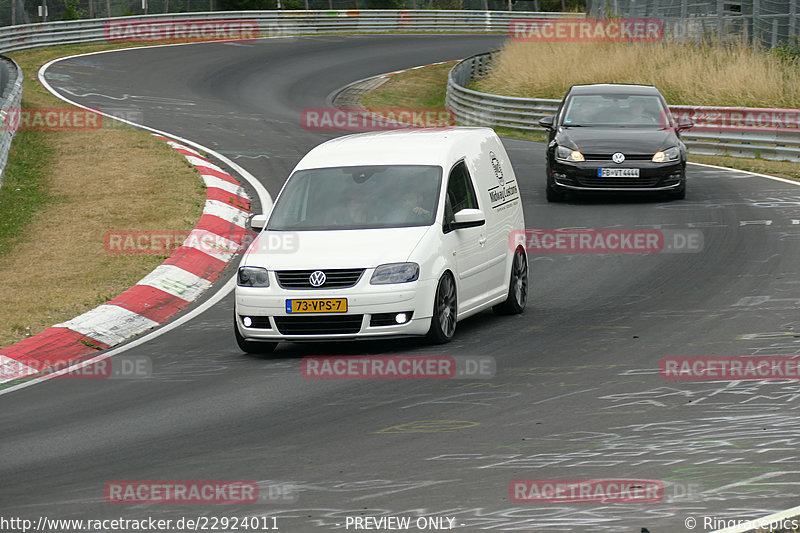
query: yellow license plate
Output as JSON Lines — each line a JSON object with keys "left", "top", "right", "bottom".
{"left": 286, "top": 298, "right": 347, "bottom": 313}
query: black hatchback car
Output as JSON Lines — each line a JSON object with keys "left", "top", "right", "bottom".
{"left": 539, "top": 84, "right": 693, "bottom": 202}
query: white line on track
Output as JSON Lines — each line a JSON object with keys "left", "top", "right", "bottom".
{"left": 0, "top": 43, "right": 273, "bottom": 396}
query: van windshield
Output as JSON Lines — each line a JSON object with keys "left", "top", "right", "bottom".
{"left": 267, "top": 165, "right": 442, "bottom": 231}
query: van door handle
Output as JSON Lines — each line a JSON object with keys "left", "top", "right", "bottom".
{"left": 478, "top": 236, "right": 487, "bottom": 247}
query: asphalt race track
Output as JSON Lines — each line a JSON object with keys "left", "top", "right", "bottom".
{"left": 3, "top": 35, "right": 800, "bottom": 532}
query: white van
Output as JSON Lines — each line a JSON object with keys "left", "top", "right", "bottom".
{"left": 234, "top": 127, "right": 527, "bottom": 353}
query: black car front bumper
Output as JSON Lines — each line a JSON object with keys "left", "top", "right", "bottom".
{"left": 550, "top": 160, "right": 685, "bottom": 192}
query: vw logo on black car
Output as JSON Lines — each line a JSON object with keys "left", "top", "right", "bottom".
{"left": 612, "top": 152, "right": 625, "bottom": 164}
{"left": 309, "top": 270, "right": 326, "bottom": 287}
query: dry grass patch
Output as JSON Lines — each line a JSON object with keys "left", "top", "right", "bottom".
{"left": 0, "top": 46, "right": 205, "bottom": 347}
{"left": 475, "top": 40, "right": 800, "bottom": 108}
{"left": 360, "top": 58, "right": 798, "bottom": 181}
{"left": 362, "top": 62, "right": 454, "bottom": 110}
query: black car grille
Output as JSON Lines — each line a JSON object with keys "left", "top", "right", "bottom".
{"left": 275, "top": 269, "right": 365, "bottom": 290}
{"left": 578, "top": 176, "right": 663, "bottom": 188}
{"left": 274, "top": 315, "right": 364, "bottom": 335}
{"left": 583, "top": 154, "right": 653, "bottom": 161}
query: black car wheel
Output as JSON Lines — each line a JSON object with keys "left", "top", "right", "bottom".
{"left": 427, "top": 272, "right": 457, "bottom": 344}
{"left": 546, "top": 183, "right": 566, "bottom": 202}
{"left": 668, "top": 182, "right": 686, "bottom": 200}
{"left": 493, "top": 250, "right": 528, "bottom": 315}
{"left": 546, "top": 178, "right": 564, "bottom": 202}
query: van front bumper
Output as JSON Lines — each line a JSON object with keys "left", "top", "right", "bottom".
{"left": 234, "top": 278, "right": 438, "bottom": 341}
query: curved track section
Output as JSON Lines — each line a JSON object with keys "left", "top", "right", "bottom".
{"left": 3, "top": 35, "right": 800, "bottom": 532}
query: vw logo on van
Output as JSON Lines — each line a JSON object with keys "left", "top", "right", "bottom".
{"left": 612, "top": 152, "right": 625, "bottom": 164}
{"left": 309, "top": 270, "right": 326, "bottom": 287}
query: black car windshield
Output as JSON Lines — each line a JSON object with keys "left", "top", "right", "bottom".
{"left": 267, "top": 165, "right": 442, "bottom": 230}
{"left": 562, "top": 94, "right": 671, "bottom": 128}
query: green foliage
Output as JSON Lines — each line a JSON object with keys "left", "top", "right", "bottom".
{"left": 772, "top": 36, "right": 800, "bottom": 64}
{"left": 367, "top": 0, "right": 405, "bottom": 8}
{"left": 60, "top": 0, "right": 84, "bottom": 20}
{"left": 425, "top": 0, "right": 461, "bottom": 8}
{"left": 538, "top": 0, "right": 584, "bottom": 11}
{"left": 218, "top": 0, "right": 277, "bottom": 9}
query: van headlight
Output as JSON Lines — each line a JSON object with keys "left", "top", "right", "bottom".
{"left": 652, "top": 146, "right": 681, "bottom": 162}
{"left": 370, "top": 263, "right": 420, "bottom": 285}
{"left": 238, "top": 266, "right": 269, "bottom": 287}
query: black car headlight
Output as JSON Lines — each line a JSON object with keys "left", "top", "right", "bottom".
{"left": 652, "top": 146, "right": 681, "bottom": 163}
{"left": 556, "top": 145, "right": 585, "bottom": 162}
{"left": 238, "top": 266, "right": 269, "bottom": 287}
{"left": 370, "top": 263, "right": 420, "bottom": 285}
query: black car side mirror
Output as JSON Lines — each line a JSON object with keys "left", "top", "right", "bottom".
{"left": 538, "top": 115, "right": 555, "bottom": 130}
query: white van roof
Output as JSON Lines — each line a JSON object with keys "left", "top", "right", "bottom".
{"left": 294, "top": 127, "right": 498, "bottom": 170}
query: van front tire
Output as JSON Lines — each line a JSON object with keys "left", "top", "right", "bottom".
{"left": 427, "top": 272, "right": 457, "bottom": 344}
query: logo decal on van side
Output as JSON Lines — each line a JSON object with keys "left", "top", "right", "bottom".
{"left": 490, "top": 151, "right": 504, "bottom": 186}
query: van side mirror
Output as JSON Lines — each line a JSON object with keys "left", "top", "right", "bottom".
{"left": 249, "top": 214, "right": 268, "bottom": 231}
{"left": 677, "top": 118, "right": 694, "bottom": 132}
{"left": 451, "top": 208, "right": 485, "bottom": 230}
{"left": 538, "top": 115, "right": 555, "bottom": 130}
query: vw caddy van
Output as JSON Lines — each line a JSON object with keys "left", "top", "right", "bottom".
{"left": 234, "top": 127, "right": 527, "bottom": 353}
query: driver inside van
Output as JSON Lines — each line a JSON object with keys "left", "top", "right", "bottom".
{"left": 326, "top": 194, "right": 372, "bottom": 226}
{"left": 386, "top": 190, "right": 431, "bottom": 223}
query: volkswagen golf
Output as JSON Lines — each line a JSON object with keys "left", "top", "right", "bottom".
{"left": 539, "top": 83, "right": 693, "bottom": 202}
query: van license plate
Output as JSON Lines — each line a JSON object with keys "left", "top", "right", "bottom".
{"left": 286, "top": 298, "right": 348, "bottom": 313}
{"left": 598, "top": 168, "right": 640, "bottom": 178}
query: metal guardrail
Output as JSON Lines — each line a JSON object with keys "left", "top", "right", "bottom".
{"left": 0, "top": 9, "right": 578, "bottom": 188}
{"left": 0, "top": 55, "right": 22, "bottom": 188}
{"left": 446, "top": 52, "right": 800, "bottom": 162}
{"left": 0, "top": 10, "right": 580, "bottom": 54}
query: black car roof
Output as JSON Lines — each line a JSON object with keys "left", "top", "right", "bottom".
{"left": 567, "top": 84, "right": 662, "bottom": 96}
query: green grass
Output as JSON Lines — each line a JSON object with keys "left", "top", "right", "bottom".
{"left": 362, "top": 62, "right": 453, "bottom": 110}
{"left": 0, "top": 126, "right": 54, "bottom": 257}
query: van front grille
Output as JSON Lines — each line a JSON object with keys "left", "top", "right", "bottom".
{"left": 276, "top": 269, "right": 365, "bottom": 290}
